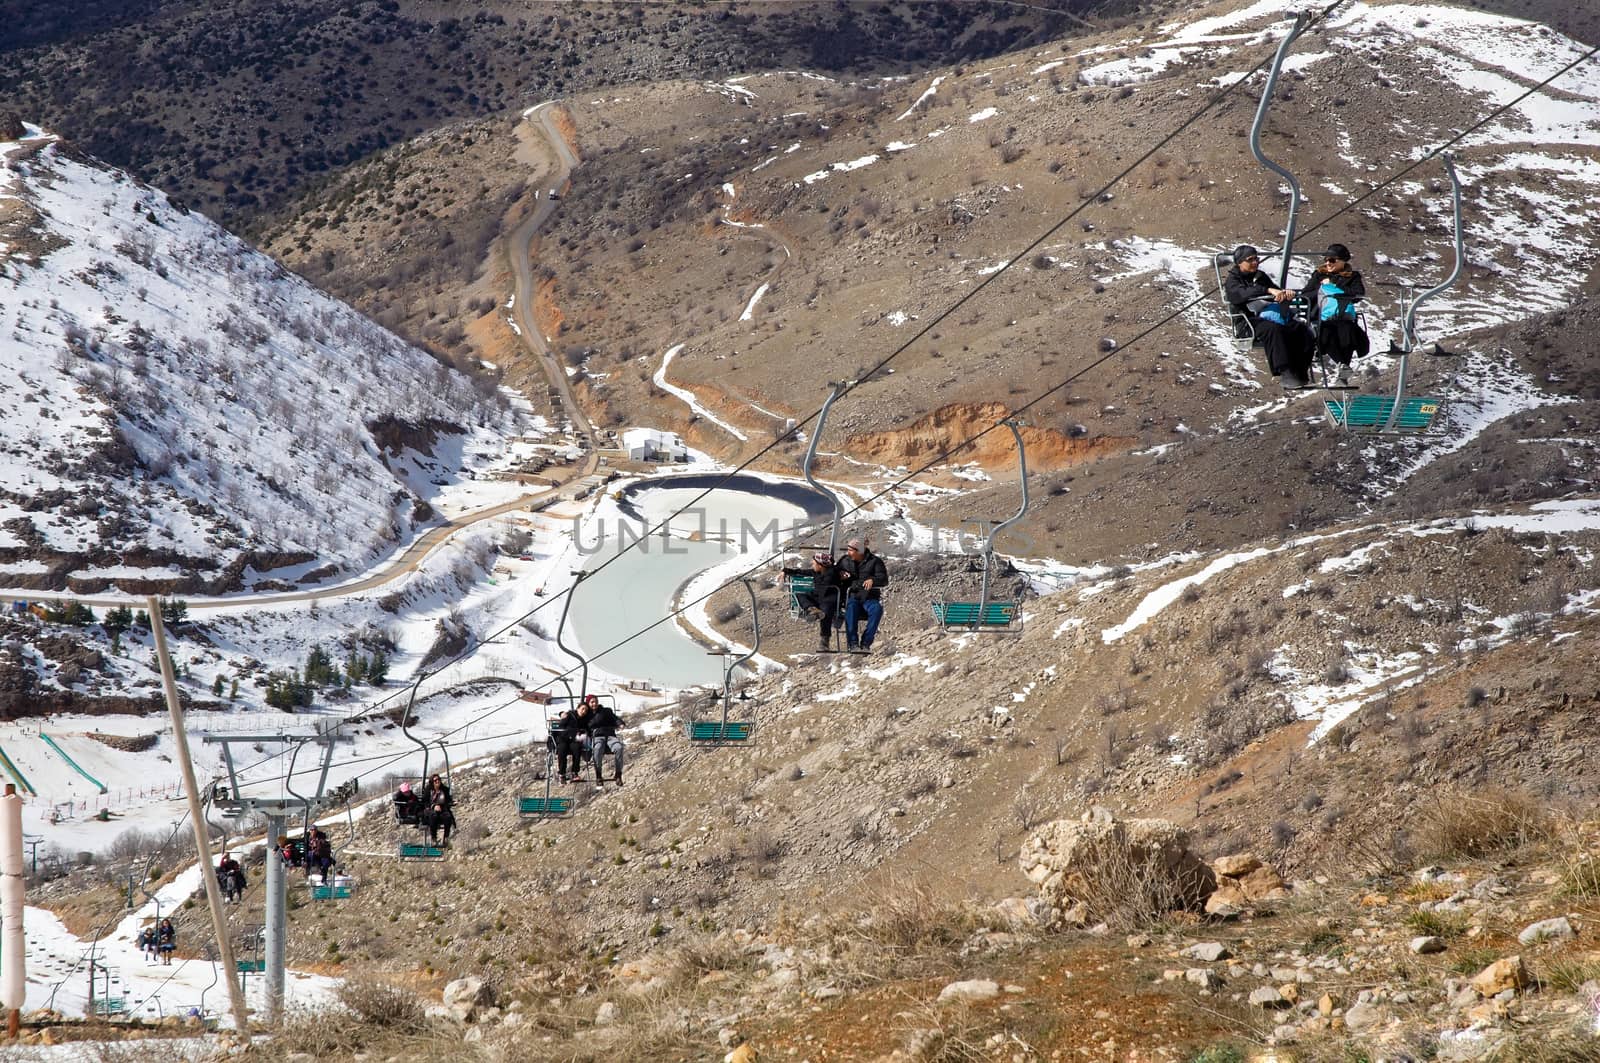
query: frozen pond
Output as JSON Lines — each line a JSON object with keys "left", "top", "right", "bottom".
{"left": 568, "top": 475, "right": 826, "bottom": 688}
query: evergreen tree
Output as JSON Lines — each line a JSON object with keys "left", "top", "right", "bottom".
{"left": 159, "top": 598, "right": 189, "bottom": 625}
{"left": 212, "top": 675, "right": 224, "bottom": 697}
{"left": 367, "top": 650, "right": 389, "bottom": 686}
{"left": 304, "top": 645, "right": 337, "bottom": 688}
{"left": 103, "top": 605, "right": 134, "bottom": 637}
{"left": 229, "top": 678, "right": 239, "bottom": 700}
{"left": 134, "top": 610, "right": 151, "bottom": 630}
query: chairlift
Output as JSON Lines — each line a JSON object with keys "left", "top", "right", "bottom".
{"left": 932, "top": 419, "right": 1029, "bottom": 632}
{"left": 685, "top": 580, "right": 760, "bottom": 746}
{"left": 1325, "top": 155, "right": 1463, "bottom": 434}
{"left": 1216, "top": 12, "right": 1363, "bottom": 390}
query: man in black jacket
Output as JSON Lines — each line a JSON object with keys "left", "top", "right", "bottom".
{"left": 576, "top": 694, "right": 624, "bottom": 789}
{"left": 782, "top": 551, "right": 846, "bottom": 650}
{"left": 839, "top": 538, "right": 889, "bottom": 651}
{"left": 548, "top": 703, "right": 585, "bottom": 783}
{"left": 1223, "top": 244, "right": 1315, "bottom": 388}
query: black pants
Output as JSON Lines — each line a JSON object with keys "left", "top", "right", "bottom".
{"left": 1316, "top": 318, "right": 1369, "bottom": 366}
{"left": 426, "top": 809, "right": 455, "bottom": 843}
{"left": 796, "top": 590, "right": 840, "bottom": 641}
{"left": 1258, "top": 320, "right": 1314, "bottom": 377}
{"left": 552, "top": 733, "right": 584, "bottom": 777}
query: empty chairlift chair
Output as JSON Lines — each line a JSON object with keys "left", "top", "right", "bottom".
{"left": 1325, "top": 156, "right": 1464, "bottom": 435}
{"left": 932, "top": 419, "right": 1030, "bottom": 633}
{"left": 685, "top": 580, "right": 761, "bottom": 746}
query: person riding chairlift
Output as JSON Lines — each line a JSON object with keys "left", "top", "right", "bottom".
{"left": 548, "top": 700, "right": 585, "bottom": 784}
{"left": 217, "top": 851, "right": 246, "bottom": 904}
{"left": 393, "top": 781, "right": 421, "bottom": 825}
{"left": 782, "top": 551, "right": 846, "bottom": 651}
{"left": 575, "top": 694, "right": 624, "bottom": 790}
{"left": 1224, "top": 244, "right": 1315, "bottom": 389}
{"left": 1297, "top": 243, "right": 1369, "bottom": 386}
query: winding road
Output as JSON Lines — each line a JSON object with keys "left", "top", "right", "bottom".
{"left": 508, "top": 103, "right": 597, "bottom": 449}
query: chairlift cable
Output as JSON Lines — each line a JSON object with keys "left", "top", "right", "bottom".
{"left": 221, "top": 3, "right": 1591, "bottom": 789}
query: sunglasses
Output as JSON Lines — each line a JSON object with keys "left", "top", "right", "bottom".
{"left": 1240, "top": 256, "right": 1259, "bottom": 264}
{"left": 1324, "top": 255, "right": 1345, "bottom": 263}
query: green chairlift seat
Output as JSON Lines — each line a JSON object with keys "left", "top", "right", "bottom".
{"left": 398, "top": 842, "right": 446, "bottom": 861}
{"left": 931, "top": 600, "right": 1020, "bottom": 629}
{"left": 685, "top": 580, "right": 761, "bottom": 747}
{"left": 92, "top": 997, "right": 128, "bottom": 1015}
{"left": 1323, "top": 394, "right": 1443, "bottom": 433}
{"left": 236, "top": 959, "right": 266, "bottom": 974}
{"left": 935, "top": 419, "right": 1029, "bottom": 635}
{"left": 784, "top": 574, "right": 814, "bottom": 619}
{"left": 517, "top": 795, "right": 574, "bottom": 818}
{"left": 310, "top": 882, "right": 352, "bottom": 901}
{"left": 686, "top": 720, "right": 754, "bottom": 744}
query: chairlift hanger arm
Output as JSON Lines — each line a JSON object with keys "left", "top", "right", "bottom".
{"left": 554, "top": 570, "right": 590, "bottom": 700}
{"left": 978, "top": 419, "right": 1030, "bottom": 616}
{"left": 1248, "top": 12, "right": 1310, "bottom": 288}
{"left": 801, "top": 382, "right": 849, "bottom": 559}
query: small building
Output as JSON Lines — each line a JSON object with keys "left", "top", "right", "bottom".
{"left": 624, "top": 428, "right": 688, "bottom": 464}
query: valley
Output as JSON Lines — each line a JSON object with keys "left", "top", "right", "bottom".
{"left": 1, "top": 0, "right": 1599, "bottom": 1059}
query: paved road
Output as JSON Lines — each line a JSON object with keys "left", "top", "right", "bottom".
{"left": 3, "top": 488, "right": 567, "bottom": 610}
{"left": 508, "top": 104, "right": 597, "bottom": 449}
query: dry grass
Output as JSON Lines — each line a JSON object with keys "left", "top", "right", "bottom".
{"left": 1558, "top": 853, "right": 1600, "bottom": 899}
{"left": 334, "top": 978, "right": 429, "bottom": 1031}
{"left": 1067, "top": 835, "right": 1213, "bottom": 931}
{"left": 1416, "top": 788, "right": 1551, "bottom": 860}
{"left": 252, "top": 1007, "right": 468, "bottom": 1060}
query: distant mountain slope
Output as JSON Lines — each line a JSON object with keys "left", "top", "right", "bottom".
{"left": 0, "top": 128, "right": 522, "bottom": 594}
{"left": 0, "top": 0, "right": 1125, "bottom": 228}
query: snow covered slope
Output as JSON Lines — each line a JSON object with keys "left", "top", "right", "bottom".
{"left": 0, "top": 127, "right": 523, "bottom": 593}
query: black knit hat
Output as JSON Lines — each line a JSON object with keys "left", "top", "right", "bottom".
{"left": 1324, "top": 243, "right": 1351, "bottom": 261}
{"left": 1232, "top": 244, "right": 1260, "bottom": 265}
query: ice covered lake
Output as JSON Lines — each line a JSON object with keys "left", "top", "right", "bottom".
{"left": 567, "top": 474, "right": 828, "bottom": 688}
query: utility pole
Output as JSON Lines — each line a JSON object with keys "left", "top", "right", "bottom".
{"left": 149, "top": 597, "right": 251, "bottom": 1039}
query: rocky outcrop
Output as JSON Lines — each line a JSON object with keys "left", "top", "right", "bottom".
{"left": 1019, "top": 808, "right": 1215, "bottom": 926}
{"left": 1205, "top": 853, "right": 1291, "bottom": 915}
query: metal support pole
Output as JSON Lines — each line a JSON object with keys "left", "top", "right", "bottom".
{"left": 148, "top": 597, "right": 251, "bottom": 1038}
{"left": 1248, "top": 13, "right": 1309, "bottom": 287}
{"left": 801, "top": 382, "right": 848, "bottom": 559}
{"left": 263, "top": 813, "right": 287, "bottom": 1026}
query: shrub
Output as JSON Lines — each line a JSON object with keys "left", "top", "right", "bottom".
{"left": 333, "top": 979, "right": 427, "bottom": 1031}
{"left": 1417, "top": 789, "right": 1551, "bottom": 859}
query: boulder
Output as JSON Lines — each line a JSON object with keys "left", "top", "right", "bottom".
{"left": 1469, "top": 956, "right": 1529, "bottom": 997}
{"left": 1249, "top": 986, "right": 1289, "bottom": 1009}
{"left": 937, "top": 979, "right": 999, "bottom": 1004}
{"left": 443, "top": 977, "right": 496, "bottom": 1009}
{"left": 595, "top": 1001, "right": 620, "bottom": 1026}
{"left": 1411, "top": 936, "right": 1448, "bottom": 955}
{"left": 1181, "top": 942, "right": 1231, "bottom": 962}
{"left": 1019, "top": 812, "right": 1215, "bottom": 923}
{"left": 1343, "top": 1002, "right": 1384, "bottom": 1033}
{"left": 1516, "top": 917, "right": 1574, "bottom": 947}
{"left": 1185, "top": 968, "right": 1223, "bottom": 990}
{"left": 725, "top": 1045, "right": 759, "bottom": 1063}
{"left": 1212, "top": 854, "right": 1262, "bottom": 878}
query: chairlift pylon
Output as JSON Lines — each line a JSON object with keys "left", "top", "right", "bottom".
{"left": 932, "top": 419, "right": 1029, "bottom": 632}
{"left": 684, "top": 580, "right": 760, "bottom": 746}
{"left": 1325, "top": 154, "right": 1464, "bottom": 434}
